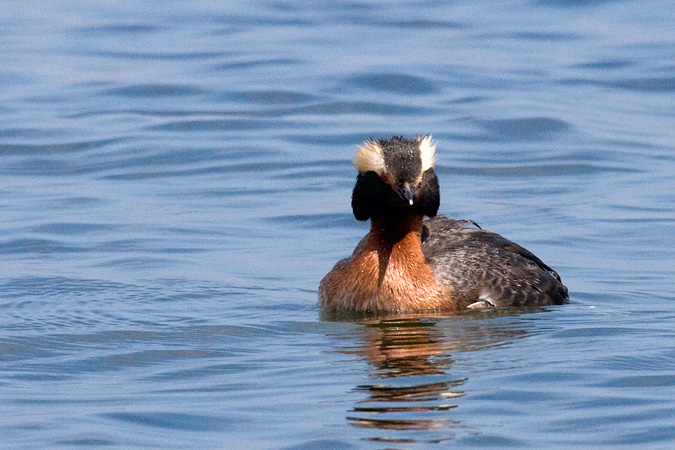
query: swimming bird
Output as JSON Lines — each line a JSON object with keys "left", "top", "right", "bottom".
{"left": 319, "top": 135, "right": 568, "bottom": 312}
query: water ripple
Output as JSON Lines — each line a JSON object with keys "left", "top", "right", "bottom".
{"left": 102, "top": 412, "right": 237, "bottom": 431}
{"left": 478, "top": 117, "right": 572, "bottom": 138}
{"left": 104, "top": 84, "right": 208, "bottom": 98}
{"left": 561, "top": 76, "right": 675, "bottom": 92}
{"left": 347, "top": 73, "right": 440, "bottom": 95}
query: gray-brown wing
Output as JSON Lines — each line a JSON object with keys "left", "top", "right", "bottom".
{"left": 422, "top": 215, "right": 568, "bottom": 308}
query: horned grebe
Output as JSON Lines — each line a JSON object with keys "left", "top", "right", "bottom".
{"left": 319, "top": 136, "right": 568, "bottom": 312}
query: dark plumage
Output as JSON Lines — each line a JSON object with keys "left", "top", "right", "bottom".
{"left": 319, "top": 136, "right": 568, "bottom": 312}
{"left": 422, "top": 216, "right": 568, "bottom": 308}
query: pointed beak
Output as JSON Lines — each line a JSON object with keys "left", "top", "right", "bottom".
{"left": 399, "top": 182, "right": 414, "bottom": 206}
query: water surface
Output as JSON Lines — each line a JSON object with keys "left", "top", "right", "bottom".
{"left": 1, "top": 0, "right": 674, "bottom": 448}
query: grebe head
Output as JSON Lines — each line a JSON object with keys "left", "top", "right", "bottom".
{"left": 351, "top": 135, "right": 440, "bottom": 221}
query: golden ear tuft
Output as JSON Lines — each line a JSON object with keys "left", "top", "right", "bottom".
{"left": 419, "top": 135, "right": 437, "bottom": 172}
{"left": 353, "top": 139, "right": 386, "bottom": 174}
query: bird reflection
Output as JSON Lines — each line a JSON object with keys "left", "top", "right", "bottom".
{"left": 345, "top": 317, "right": 453, "bottom": 378}
{"left": 338, "top": 316, "right": 464, "bottom": 435}
{"left": 323, "top": 311, "right": 529, "bottom": 445}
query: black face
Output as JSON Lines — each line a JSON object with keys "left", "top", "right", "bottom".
{"left": 351, "top": 168, "right": 440, "bottom": 221}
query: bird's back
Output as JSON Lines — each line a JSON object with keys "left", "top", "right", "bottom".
{"left": 422, "top": 215, "right": 569, "bottom": 308}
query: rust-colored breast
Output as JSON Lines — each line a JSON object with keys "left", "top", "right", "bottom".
{"left": 319, "top": 231, "right": 455, "bottom": 312}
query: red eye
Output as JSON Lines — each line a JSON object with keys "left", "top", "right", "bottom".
{"left": 379, "top": 173, "right": 389, "bottom": 184}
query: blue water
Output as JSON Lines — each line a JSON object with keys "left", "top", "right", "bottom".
{"left": 1, "top": 0, "right": 674, "bottom": 448}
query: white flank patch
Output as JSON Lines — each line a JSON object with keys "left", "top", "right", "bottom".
{"left": 466, "top": 300, "right": 492, "bottom": 309}
{"left": 419, "top": 135, "right": 437, "bottom": 172}
{"left": 466, "top": 291, "right": 496, "bottom": 309}
{"left": 353, "top": 139, "right": 386, "bottom": 174}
